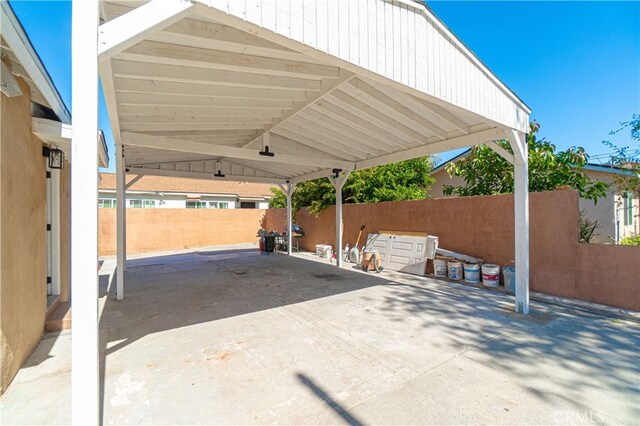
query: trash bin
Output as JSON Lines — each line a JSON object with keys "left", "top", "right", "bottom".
{"left": 503, "top": 263, "right": 516, "bottom": 294}
{"left": 262, "top": 235, "right": 275, "bottom": 254}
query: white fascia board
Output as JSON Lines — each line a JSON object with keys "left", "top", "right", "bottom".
{"left": 32, "top": 118, "right": 109, "bottom": 167}
{"left": 32, "top": 117, "right": 73, "bottom": 146}
{"left": 1, "top": 1, "right": 71, "bottom": 124}
{"left": 237, "top": 197, "right": 267, "bottom": 201}
{"left": 98, "top": 0, "right": 196, "bottom": 61}
{"left": 98, "top": 130, "right": 109, "bottom": 168}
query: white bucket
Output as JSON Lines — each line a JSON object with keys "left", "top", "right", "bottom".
{"left": 481, "top": 264, "right": 500, "bottom": 287}
{"left": 447, "top": 260, "right": 463, "bottom": 280}
{"left": 503, "top": 264, "right": 516, "bottom": 294}
{"left": 463, "top": 263, "right": 481, "bottom": 283}
{"left": 434, "top": 258, "right": 448, "bottom": 277}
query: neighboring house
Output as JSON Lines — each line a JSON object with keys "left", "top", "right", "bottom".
{"left": 99, "top": 173, "right": 275, "bottom": 209}
{"left": 429, "top": 150, "right": 639, "bottom": 244}
{"left": 0, "top": 2, "right": 107, "bottom": 395}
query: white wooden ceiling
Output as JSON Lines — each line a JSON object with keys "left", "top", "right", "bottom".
{"left": 100, "top": 0, "right": 530, "bottom": 184}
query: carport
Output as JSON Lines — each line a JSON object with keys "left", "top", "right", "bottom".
{"left": 72, "top": 0, "right": 530, "bottom": 423}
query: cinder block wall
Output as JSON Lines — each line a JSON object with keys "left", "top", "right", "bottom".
{"left": 265, "top": 190, "right": 640, "bottom": 311}
{"left": 98, "top": 208, "right": 267, "bottom": 256}
{"left": 0, "top": 78, "right": 47, "bottom": 394}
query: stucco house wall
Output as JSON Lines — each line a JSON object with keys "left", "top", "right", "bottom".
{"left": 1, "top": 78, "right": 45, "bottom": 393}
{"left": 0, "top": 76, "right": 72, "bottom": 394}
{"left": 429, "top": 168, "right": 465, "bottom": 198}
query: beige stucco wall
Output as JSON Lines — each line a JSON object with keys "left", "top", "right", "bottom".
{"left": 0, "top": 77, "right": 47, "bottom": 394}
{"left": 575, "top": 169, "right": 638, "bottom": 243}
{"left": 428, "top": 168, "right": 466, "bottom": 198}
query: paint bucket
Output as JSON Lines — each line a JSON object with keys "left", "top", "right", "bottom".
{"left": 447, "top": 260, "right": 463, "bottom": 280}
{"left": 481, "top": 264, "right": 500, "bottom": 287}
{"left": 503, "top": 263, "right": 516, "bottom": 294}
{"left": 463, "top": 263, "right": 481, "bottom": 283}
{"left": 434, "top": 258, "right": 448, "bottom": 277}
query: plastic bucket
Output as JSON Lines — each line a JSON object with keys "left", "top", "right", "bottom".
{"left": 463, "top": 263, "right": 481, "bottom": 283}
{"left": 503, "top": 264, "right": 516, "bottom": 294}
{"left": 481, "top": 264, "right": 500, "bottom": 287}
{"left": 447, "top": 260, "right": 463, "bottom": 280}
{"left": 434, "top": 258, "right": 448, "bottom": 277}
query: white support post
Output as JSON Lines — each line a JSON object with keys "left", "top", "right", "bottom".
{"left": 285, "top": 183, "right": 294, "bottom": 255}
{"left": 329, "top": 171, "right": 351, "bottom": 268}
{"left": 71, "top": 0, "right": 99, "bottom": 424}
{"left": 508, "top": 129, "right": 530, "bottom": 314}
{"left": 115, "top": 144, "right": 125, "bottom": 300}
{"left": 122, "top": 161, "right": 127, "bottom": 272}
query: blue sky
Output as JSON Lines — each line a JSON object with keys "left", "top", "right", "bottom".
{"left": 9, "top": 1, "right": 640, "bottom": 171}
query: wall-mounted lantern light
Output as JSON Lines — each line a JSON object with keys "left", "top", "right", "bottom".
{"left": 42, "top": 146, "right": 65, "bottom": 169}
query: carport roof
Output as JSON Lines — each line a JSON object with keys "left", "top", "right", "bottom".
{"left": 99, "top": 0, "right": 530, "bottom": 185}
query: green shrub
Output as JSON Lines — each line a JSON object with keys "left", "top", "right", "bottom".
{"left": 619, "top": 234, "right": 640, "bottom": 246}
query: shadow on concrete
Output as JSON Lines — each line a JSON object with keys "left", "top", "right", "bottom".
{"left": 376, "top": 275, "right": 640, "bottom": 415}
{"left": 297, "top": 373, "right": 363, "bottom": 426}
{"left": 97, "top": 248, "right": 390, "bottom": 422}
{"left": 96, "top": 248, "right": 640, "bottom": 423}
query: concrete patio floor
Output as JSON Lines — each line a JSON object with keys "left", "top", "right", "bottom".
{"left": 1, "top": 245, "right": 639, "bottom": 425}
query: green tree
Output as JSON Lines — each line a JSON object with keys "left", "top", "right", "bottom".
{"left": 443, "top": 122, "right": 609, "bottom": 202}
{"left": 269, "top": 157, "right": 435, "bottom": 215}
{"left": 602, "top": 114, "right": 640, "bottom": 194}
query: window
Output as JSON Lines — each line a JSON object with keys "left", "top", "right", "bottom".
{"left": 129, "top": 200, "right": 155, "bottom": 208}
{"left": 98, "top": 199, "right": 117, "bottom": 208}
{"left": 240, "top": 201, "right": 256, "bottom": 209}
{"left": 623, "top": 192, "right": 633, "bottom": 226}
{"left": 186, "top": 200, "right": 207, "bottom": 209}
{"left": 208, "top": 201, "right": 229, "bottom": 209}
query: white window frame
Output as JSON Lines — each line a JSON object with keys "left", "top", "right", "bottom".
{"left": 207, "top": 201, "right": 229, "bottom": 209}
{"left": 98, "top": 198, "right": 117, "bottom": 208}
{"left": 623, "top": 192, "right": 633, "bottom": 226}
{"left": 129, "top": 199, "right": 155, "bottom": 208}
{"left": 186, "top": 200, "right": 207, "bottom": 209}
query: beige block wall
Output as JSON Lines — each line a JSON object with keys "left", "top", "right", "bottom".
{"left": 430, "top": 166, "right": 637, "bottom": 244}
{"left": 265, "top": 189, "right": 640, "bottom": 311}
{"left": 99, "top": 208, "right": 267, "bottom": 256}
{"left": 0, "top": 78, "right": 47, "bottom": 394}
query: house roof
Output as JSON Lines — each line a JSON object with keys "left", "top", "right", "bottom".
{"left": 429, "top": 149, "right": 636, "bottom": 176}
{"left": 99, "top": 173, "right": 275, "bottom": 198}
{"left": 1, "top": 1, "right": 71, "bottom": 124}
{"left": 584, "top": 163, "right": 635, "bottom": 176}
{"left": 430, "top": 149, "right": 472, "bottom": 175}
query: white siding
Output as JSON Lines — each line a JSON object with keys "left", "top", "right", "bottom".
{"left": 205, "top": 0, "right": 529, "bottom": 132}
